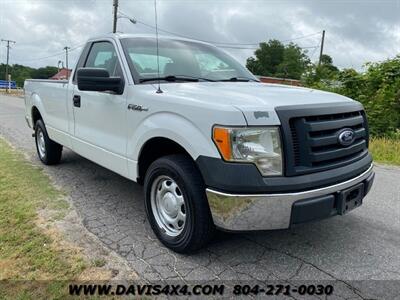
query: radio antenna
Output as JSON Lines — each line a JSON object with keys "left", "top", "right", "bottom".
{"left": 154, "top": 0, "right": 163, "bottom": 94}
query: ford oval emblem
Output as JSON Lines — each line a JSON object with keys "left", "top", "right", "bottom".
{"left": 338, "top": 128, "right": 356, "bottom": 146}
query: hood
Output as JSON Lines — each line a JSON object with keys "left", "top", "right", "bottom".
{"left": 156, "top": 82, "right": 357, "bottom": 125}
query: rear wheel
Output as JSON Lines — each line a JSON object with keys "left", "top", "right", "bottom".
{"left": 35, "top": 119, "right": 63, "bottom": 165}
{"left": 144, "top": 154, "right": 214, "bottom": 253}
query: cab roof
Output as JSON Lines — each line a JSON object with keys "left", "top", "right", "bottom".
{"left": 87, "top": 33, "right": 214, "bottom": 47}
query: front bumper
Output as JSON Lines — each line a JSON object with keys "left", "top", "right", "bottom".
{"left": 206, "top": 164, "right": 374, "bottom": 231}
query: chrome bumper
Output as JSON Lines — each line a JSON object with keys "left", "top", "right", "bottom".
{"left": 206, "top": 164, "right": 374, "bottom": 231}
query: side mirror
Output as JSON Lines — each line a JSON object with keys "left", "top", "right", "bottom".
{"left": 77, "top": 68, "right": 124, "bottom": 94}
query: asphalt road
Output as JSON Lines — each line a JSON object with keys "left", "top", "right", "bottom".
{"left": 1, "top": 94, "right": 399, "bottom": 298}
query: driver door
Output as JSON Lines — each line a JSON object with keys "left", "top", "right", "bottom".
{"left": 72, "top": 40, "right": 128, "bottom": 177}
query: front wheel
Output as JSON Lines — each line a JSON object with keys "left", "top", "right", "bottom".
{"left": 144, "top": 154, "right": 214, "bottom": 253}
{"left": 35, "top": 119, "right": 63, "bottom": 165}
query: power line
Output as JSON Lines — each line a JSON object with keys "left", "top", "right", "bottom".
{"left": 17, "top": 44, "right": 84, "bottom": 62}
{"left": 218, "top": 32, "right": 321, "bottom": 46}
{"left": 118, "top": 10, "right": 322, "bottom": 47}
{"left": 280, "top": 31, "right": 322, "bottom": 43}
{"left": 12, "top": 7, "right": 322, "bottom": 66}
{"left": 17, "top": 51, "right": 66, "bottom": 62}
{"left": 309, "top": 40, "right": 321, "bottom": 62}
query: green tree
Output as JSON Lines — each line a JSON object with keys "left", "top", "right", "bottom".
{"left": 32, "top": 66, "right": 58, "bottom": 79}
{"left": 246, "top": 39, "right": 310, "bottom": 79}
{"left": 0, "top": 64, "right": 58, "bottom": 87}
{"left": 353, "top": 57, "right": 400, "bottom": 137}
{"left": 303, "top": 55, "right": 400, "bottom": 137}
{"left": 317, "top": 54, "right": 339, "bottom": 78}
{"left": 303, "top": 54, "right": 339, "bottom": 86}
{"left": 276, "top": 43, "right": 311, "bottom": 79}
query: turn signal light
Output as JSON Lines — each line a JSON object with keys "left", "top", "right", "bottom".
{"left": 213, "top": 127, "right": 232, "bottom": 160}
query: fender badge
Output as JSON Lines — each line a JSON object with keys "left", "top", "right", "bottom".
{"left": 254, "top": 111, "right": 269, "bottom": 119}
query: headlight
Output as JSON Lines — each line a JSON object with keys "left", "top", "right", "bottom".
{"left": 213, "top": 126, "right": 283, "bottom": 176}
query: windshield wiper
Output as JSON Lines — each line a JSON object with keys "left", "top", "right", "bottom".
{"left": 218, "top": 77, "right": 259, "bottom": 82}
{"left": 140, "top": 75, "right": 198, "bottom": 83}
{"left": 139, "top": 75, "right": 216, "bottom": 83}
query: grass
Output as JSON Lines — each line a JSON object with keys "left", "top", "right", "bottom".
{"left": 92, "top": 258, "right": 107, "bottom": 268}
{"left": 0, "top": 138, "right": 87, "bottom": 299}
{"left": 370, "top": 137, "right": 400, "bottom": 166}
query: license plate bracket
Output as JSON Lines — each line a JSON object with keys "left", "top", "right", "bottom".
{"left": 337, "top": 183, "right": 364, "bottom": 215}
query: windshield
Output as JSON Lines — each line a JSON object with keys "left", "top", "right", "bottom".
{"left": 120, "top": 37, "right": 258, "bottom": 83}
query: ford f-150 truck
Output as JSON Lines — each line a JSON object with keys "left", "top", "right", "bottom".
{"left": 24, "top": 33, "right": 375, "bottom": 253}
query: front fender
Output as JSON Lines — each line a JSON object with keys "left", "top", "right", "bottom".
{"left": 126, "top": 112, "right": 221, "bottom": 180}
{"left": 128, "top": 112, "right": 220, "bottom": 160}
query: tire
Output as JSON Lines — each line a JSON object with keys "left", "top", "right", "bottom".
{"left": 34, "top": 119, "right": 63, "bottom": 165}
{"left": 144, "top": 154, "right": 214, "bottom": 253}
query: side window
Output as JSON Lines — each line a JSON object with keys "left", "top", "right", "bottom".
{"left": 85, "top": 42, "right": 122, "bottom": 77}
{"left": 72, "top": 43, "right": 91, "bottom": 84}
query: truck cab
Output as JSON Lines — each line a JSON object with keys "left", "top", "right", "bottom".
{"left": 24, "top": 33, "right": 374, "bottom": 253}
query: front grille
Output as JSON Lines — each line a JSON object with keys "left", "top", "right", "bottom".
{"left": 276, "top": 103, "right": 369, "bottom": 176}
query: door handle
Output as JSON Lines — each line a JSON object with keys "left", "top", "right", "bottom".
{"left": 73, "top": 95, "right": 81, "bottom": 108}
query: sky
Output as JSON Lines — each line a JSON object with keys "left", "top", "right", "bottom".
{"left": 0, "top": 0, "right": 399, "bottom": 72}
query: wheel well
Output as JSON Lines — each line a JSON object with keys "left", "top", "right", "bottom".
{"left": 137, "top": 137, "right": 191, "bottom": 184}
{"left": 32, "top": 106, "right": 42, "bottom": 128}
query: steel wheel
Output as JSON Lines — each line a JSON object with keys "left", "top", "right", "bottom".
{"left": 144, "top": 154, "right": 214, "bottom": 252}
{"left": 150, "top": 175, "right": 187, "bottom": 237}
{"left": 34, "top": 119, "right": 63, "bottom": 165}
{"left": 36, "top": 127, "right": 46, "bottom": 159}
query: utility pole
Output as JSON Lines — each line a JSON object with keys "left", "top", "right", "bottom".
{"left": 58, "top": 60, "right": 64, "bottom": 74}
{"left": 1, "top": 39, "right": 16, "bottom": 84}
{"left": 318, "top": 30, "right": 325, "bottom": 67}
{"left": 113, "top": 0, "right": 119, "bottom": 33}
{"left": 63, "top": 46, "right": 70, "bottom": 79}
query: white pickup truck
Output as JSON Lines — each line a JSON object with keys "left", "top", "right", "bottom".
{"left": 24, "top": 33, "right": 374, "bottom": 253}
